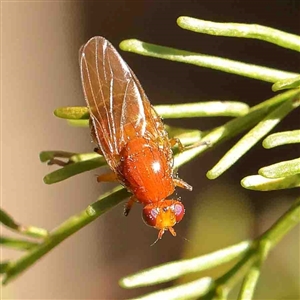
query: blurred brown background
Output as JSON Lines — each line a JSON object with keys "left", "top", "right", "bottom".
{"left": 1, "top": 1, "right": 299, "bottom": 299}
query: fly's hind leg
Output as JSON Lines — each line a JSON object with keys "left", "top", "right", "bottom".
{"left": 173, "top": 178, "right": 193, "bottom": 191}
{"left": 124, "top": 196, "right": 137, "bottom": 216}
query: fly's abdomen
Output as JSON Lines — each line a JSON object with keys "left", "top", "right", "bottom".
{"left": 118, "top": 137, "right": 175, "bottom": 203}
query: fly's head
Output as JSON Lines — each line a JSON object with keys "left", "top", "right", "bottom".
{"left": 142, "top": 200, "right": 185, "bottom": 240}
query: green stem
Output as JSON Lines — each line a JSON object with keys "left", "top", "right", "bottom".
{"left": 209, "top": 197, "right": 300, "bottom": 298}
{"left": 177, "top": 17, "right": 300, "bottom": 52}
{"left": 120, "top": 40, "right": 299, "bottom": 83}
{"left": 260, "top": 198, "right": 300, "bottom": 246}
{"left": 237, "top": 262, "right": 261, "bottom": 300}
{"left": 2, "top": 187, "right": 130, "bottom": 284}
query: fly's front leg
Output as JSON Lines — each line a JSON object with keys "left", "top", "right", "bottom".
{"left": 124, "top": 196, "right": 137, "bottom": 216}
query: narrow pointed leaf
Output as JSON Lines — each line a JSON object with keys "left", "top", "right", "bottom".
{"left": 120, "top": 241, "right": 250, "bottom": 288}
{"left": 177, "top": 17, "right": 300, "bottom": 52}
{"left": 128, "top": 277, "right": 213, "bottom": 300}
{"left": 0, "top": 262, "right": 10, "bottom": 274}
{"left": 241, "top": 174, "right": 300, "bottom": 191}
{"left": 39, "top": 151, "right": 77, "bottom": 163}
{"left": 0, "top": 208, "right": 19, "bottom": 230}
{"left": 263, "top": 130, "right": 300, "bottom": 148}
{"left": 43, "top": 156, "right": 106, "bottom": 184}
{"left": 120, "top": 40, "right": 299, "bottom": 83}
{"left": 0, "top": 236, "right": 39, "bottom": 251}
{"left": 259, "top": 158, "right": 300, "bottom": 178}
{"left": 54, "top": 106, "right": 89, "bottom": 119}
{"left": 155, "top": 101, "right": 249, "bottom": 118}
{"left": 272, "top": 76, "right": 300, "bottom": 91}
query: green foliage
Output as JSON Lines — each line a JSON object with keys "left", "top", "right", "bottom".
{"left": 1, "top": 17, "right": 299, "bottom": 299}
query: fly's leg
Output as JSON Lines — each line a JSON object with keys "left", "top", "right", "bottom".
{"left": 169, "top": 138, "right": 185, "bottom": 152}
{"left": 173, "top": 178, "right": 193, "bottom": 191}
{"left": 94, "top": 147, "right": 103, "bottom": 155}
{"left": 170, "top": 137, "right": 210, "bottom": 151}
{"left": 170, "top": 139, "right": 193, "bottom": 191}
{"left": 93, "top": 147, "right": 119, "bottom": 182}
{"left": 184, "top": 140, "right": 211, "bottom": 150}
{"left": 97, "top": 172, "right": 118, "bottom": 182}
{"left": 47, "top": 159, "right": 71, "bottom": 167}
{"left": 124, "top": 196, "right": 136, "bottom": 216}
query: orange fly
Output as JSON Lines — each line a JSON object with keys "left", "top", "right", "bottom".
{"left": 80, "top": 36, "right": 192, "bottom": 240}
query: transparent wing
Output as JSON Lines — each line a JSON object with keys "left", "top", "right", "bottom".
{"left": 80, "top": 36, "right": 164, "bottom": 170}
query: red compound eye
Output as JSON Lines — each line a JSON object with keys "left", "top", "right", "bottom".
{"left": 173, "top": 202, "right": 185, "bottom": 223}
{"left": 142, "top": 205, "right": 158, "bottom": 227}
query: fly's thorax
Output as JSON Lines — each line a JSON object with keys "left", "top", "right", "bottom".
{"left": 117, "top": 137, "right": 175, "bottom": 204}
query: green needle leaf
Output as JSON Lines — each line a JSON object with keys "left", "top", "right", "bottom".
{"left": 54, "top": 101, "right": 250, "bottom": 121}
{"left": 54, "top": 106, "right": 89, "bottom": 119}
{"left": 177, "top": 17, "right": 300, "bottom": 52}
{"left": 241, "top": 174, "right": 300, "bottom": 191}
{"left": 120, "top": 39, "right": 299, "bottom": 83}
{"left": 0, "top": 208, "right": 19, "bottom": 230}
{"left": 207, "top": 90, "right": 300, "bottom": 179}
{"left": 155, "top": 101, "right": 249, "bottom": 118}
{"left": 17, "top": 226, "right": 48, "bottom": 239}
{"left": 263, "top": 130, "right": 300, "bottom": 148}
{"left": 272, "top": 76, "right": 300, "bottom": 91}
{"left": 128, "top": 277, "right": 214, "bottom": 300}
{"left": 120, "top": 241, "right": 250, "bottom": 288}
{"left": 39, "top": 151, "right": 77, "bottom": 163}
{"left": 0, "top": 208, "right": 48, "bottom": 238}
{"left": 259, "top": 158, "right": 300, "bottom": 178}
{"left": 43, "top": 156, "right": 106, "bottom": 184}
{"left": 0, "top": 236, "right": 39, "bottom": 251}
{"left": 67, "top": 119, "right": 89, "bottom": 127}
{"left": 0, "top": 262, "right": 10, "bottom": 274}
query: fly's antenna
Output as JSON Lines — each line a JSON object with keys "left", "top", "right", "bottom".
{"left": 150, "top": 236, "right": 160, "bottom": 247}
